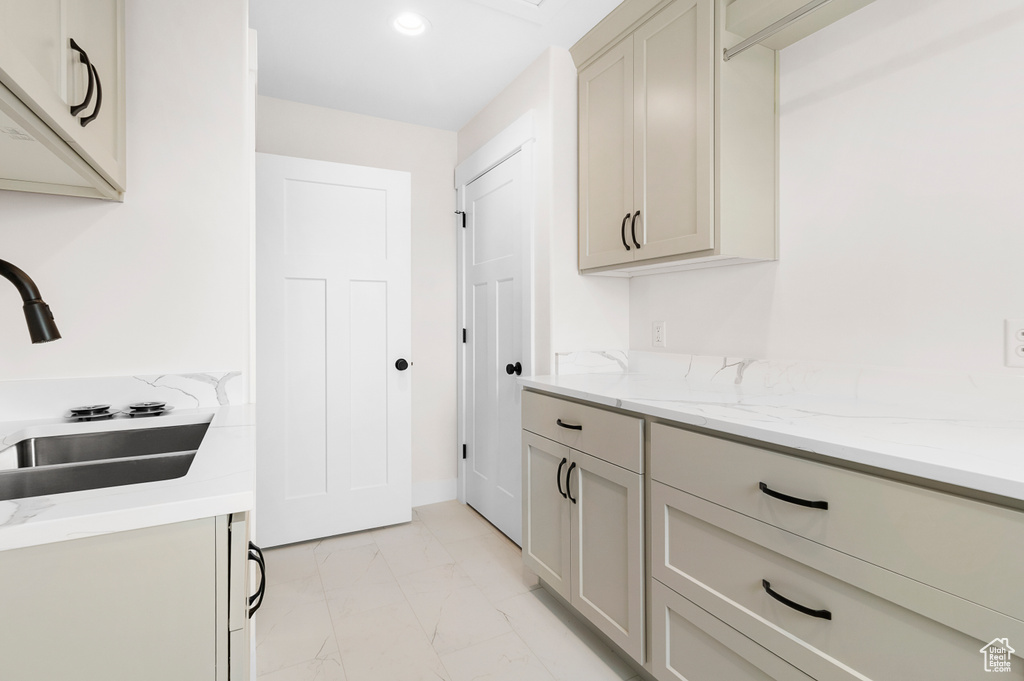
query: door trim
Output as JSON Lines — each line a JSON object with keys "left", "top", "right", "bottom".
{"left": 456, "top": 111, "right": 536, "bottom": 506}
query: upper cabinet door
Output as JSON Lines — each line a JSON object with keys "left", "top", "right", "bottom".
{"left": 633, "top": 0, "right": 714, "bottom": 260}
{"left": 63, "top": 0, "right": 124, "bottom": 187}
{"left": 0, "top": 1, "right": 63, "bottom": 93}
{"left": 0, "top": 0, "right": 125, "bottom": 199}
{"left": 578, "top": 37, "right": 635, "bottom": 270}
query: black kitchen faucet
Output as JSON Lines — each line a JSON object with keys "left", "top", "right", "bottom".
{"left": 0, "top": 259, "right": 61, "bottom": 344}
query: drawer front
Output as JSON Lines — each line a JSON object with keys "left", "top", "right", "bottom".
{"left": 653, "top": 482, "right": 1023, "bottom": 681}
{"left": 522, "top": 390, "right": 643, "bottom": 473}
{"left": 651, "top": 579, "right": 813, "bottom": 681}
{"left": 651, "top": 422, "right": 1024, "bottom": 620}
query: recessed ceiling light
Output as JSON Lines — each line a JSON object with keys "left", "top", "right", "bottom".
{"left": 392, "top": 12, "right": 430, "bottom": 36}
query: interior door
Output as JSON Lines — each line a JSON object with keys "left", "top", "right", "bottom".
{"left": 255, "top": 153, "right": 412, "bottom": 548}
{"left": 462, "top": 150, "right": 526, "bottom": 544}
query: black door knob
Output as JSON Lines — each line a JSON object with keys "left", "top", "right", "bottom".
{"left": 395, "top": 358, "right": 409, "bottom": 371}
{"left": 505, "top": 362, "right": 522, "bottom": 376}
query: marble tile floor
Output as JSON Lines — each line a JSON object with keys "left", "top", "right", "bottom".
{"left": 256, "top": 500, "right": 642, "bottom": 681}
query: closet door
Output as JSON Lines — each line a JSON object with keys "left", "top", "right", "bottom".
{"left": 633, "top": 0, "right": 714, "bottom": 260}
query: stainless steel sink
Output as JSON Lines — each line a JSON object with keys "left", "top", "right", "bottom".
{"left": 0, "top": 422, "right": 210, "bottom": 501}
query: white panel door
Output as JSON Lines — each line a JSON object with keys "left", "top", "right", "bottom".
{"left": 463, "top": 150, "right": 526, "bottom": 544}
{"left": 255, "top": 153, "right": 412, "bottom": 548}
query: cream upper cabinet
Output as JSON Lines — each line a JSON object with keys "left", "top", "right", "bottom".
{"left": 578, "top": 38, "right": 634, "bottom": 269}
{"left": 574, "top": 0, "right": 777, "bottom": 276}
{"left": 0, "top": 0, "right": 126, "bottom": 200}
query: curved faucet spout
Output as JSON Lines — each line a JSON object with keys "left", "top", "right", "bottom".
{"left": 0, "top": 259, "right": 61, "bottom": 344}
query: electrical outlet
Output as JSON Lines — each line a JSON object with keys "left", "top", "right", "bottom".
{"left": 653, "top": 321, "right": 666, "bottom": 348}
{"left": 1005, "top": 319, "right": 1024, "bottom": 367}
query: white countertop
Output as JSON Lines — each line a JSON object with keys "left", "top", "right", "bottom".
{"left": 520, "top": 372, "right": 1024, "bottom": 502}
{"left": 0, "top": 404, "right": 255, "bottom": 551}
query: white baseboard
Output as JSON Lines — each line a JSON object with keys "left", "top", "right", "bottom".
{"left": 412, "top": 478, "right": 458, "bottom": 507}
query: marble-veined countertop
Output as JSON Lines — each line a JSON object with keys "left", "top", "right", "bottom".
{"left": 0, "top": 404, "right": 255, "bottom": 552}
{"left": 520, "top": 372, "right": 1024, "bottom": 502}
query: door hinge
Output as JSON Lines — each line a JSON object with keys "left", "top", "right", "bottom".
{"left": 455, "top": 210, "right": 466, "bottom": 228}
{"left": 462, "top": 444, "right": 467, "bottom": 460}
{"left": 462, "top": 328, "right": 467, "bottom": 343}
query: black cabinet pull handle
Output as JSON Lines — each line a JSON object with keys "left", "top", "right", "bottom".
{"left": 556, "top": 457, "right": 568, "bottom": 498}
{"left": 81, "top": 62, "right": 102, "bottom": 127}
{"left": 566, "top": 461, "right": 577, "bottom": 504}
{"left": 762, "top": 579, "right": 831, "bottom": 620}
{"left": 630, "top": 210, "right": 641, "bottom": 249}
{"left": 68, "top": 39, "right": 94, "bottom": 117}
{"left": 395, "top": 358, "right": 409, "bottom": 371}
{"left": 248, "top": 541, "right": 266, "bottom": 618}
{"left": 620, "top": 213, "right": 631, "bottom": 251}
{"left": 759, "top": 482, "right": 828, "bottom": 510}
{"left": 556, "top": 419, "right": 582, "bottom": 431}
{"left": 505, "top": 362, "right": 522, "bottom": 376}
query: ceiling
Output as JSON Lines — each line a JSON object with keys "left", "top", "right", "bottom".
{"left": 248, "top": 0, "right": 624, "bottom": 131}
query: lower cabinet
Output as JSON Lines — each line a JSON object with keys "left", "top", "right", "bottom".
{"left": 522, "top": 390, "right": 1024, "bottom": 681}
{"left": 650, "top": 422, "right": 1024, "bottom": 681}
{"left": 0, "top": 513, "right": 254, "bottom": 680}
{"left": 651, "top": 579, "right": 812, "bottom": 681}
{"left": 522, "top": 429, "right": 645, "bottom": 663}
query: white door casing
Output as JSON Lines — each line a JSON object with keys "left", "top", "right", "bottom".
{"left": 255, "top": 153, "right": 412, "bottom": 548}
{"left": 456, "top": 113, "right": 535, "bottom": 546}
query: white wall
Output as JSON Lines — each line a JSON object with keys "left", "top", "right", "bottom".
{"left": 630, "top": 0, "right": 1024, "bottom": 375}
{"left": 256, "top": 96, "right": 458, "bottom": 493}
{"left": 458, "top": 47, "right": 630, "bottom": 375}
{"left": 0, "top": 1, "right": 251, "bottom": 383}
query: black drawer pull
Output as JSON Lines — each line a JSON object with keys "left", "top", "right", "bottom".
{"left": 556, "top": 419, "right": 582, "bottom": 431}
{"left": 759, "top": 482, "right": 828, "bottom": 510}
{"left": 556, "top": 457, "right": 568, "bottom": 499}
{"left": 762, "top": 579, "right": 831, "bottom": 620}
{"left": 566, "top": 461, "right": 577, "bottom": 504}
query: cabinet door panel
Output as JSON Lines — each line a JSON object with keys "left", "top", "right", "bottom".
{"left": 522, "top": 431, "right": 571, "bottom": 600}
{"left": 570, "top": 450, "right": 644, "bottom": 663}
{"left": 578, "top": 37, "right": 634, "bottom": 270}
{"left": 64, "top": 0, "right": 122, "bottom": 178}
{"left": 634, "top": 0, "right": 714, "bottom": 260}
{"left": 0, "top": 0, "right": 62, "bottom": 91}
{"left": 0, "top": 519, "right": 219, "bottom": 681}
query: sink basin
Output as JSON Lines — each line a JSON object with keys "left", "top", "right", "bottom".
{"left": 0, "top": 422, "right": 210, "bottom": 501}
